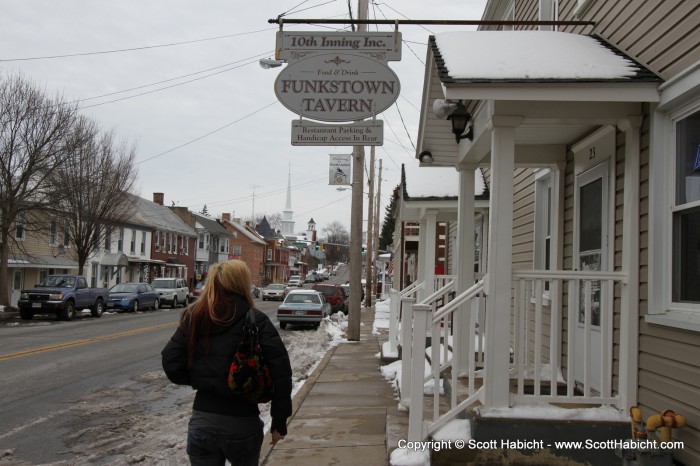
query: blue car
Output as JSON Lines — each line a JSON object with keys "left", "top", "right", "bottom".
{"left": 108, "top": 282, "right": 160, "bottom": 312}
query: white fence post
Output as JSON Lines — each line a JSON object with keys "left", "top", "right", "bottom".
{"left": 400, "top": 297, "right": 415, "bottom": 409}
{"left": 408, "top": 303, "right": 430, "bottom": 442}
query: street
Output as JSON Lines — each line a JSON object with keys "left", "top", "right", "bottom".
{"left": 0, "top": 287, "right": 341, "bottom": 465}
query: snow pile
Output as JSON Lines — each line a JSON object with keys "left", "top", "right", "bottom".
{"left": 435, "top": 31, "right": 639, "bottom": 80}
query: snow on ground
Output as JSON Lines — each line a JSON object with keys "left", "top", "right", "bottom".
{"left": 0, "top": 312, "right": 349, "bottom": 466}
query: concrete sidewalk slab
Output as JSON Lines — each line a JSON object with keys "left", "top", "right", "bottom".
{"left": 262, "top": 306, "right": 406, "bottom": 466}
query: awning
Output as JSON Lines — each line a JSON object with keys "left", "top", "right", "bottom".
{"left": 127, "top": 256, "right": 166, "bottom": 265}
{"left": 100, "top": 253, "right": 129, "bottom": 267}
{"left": 8, "top": 254, "right": 78, "bottom": 270}
{"left": 166, "top": 258, "right": 185, "bottom": 267}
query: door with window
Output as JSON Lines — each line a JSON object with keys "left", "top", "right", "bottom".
{"left": 11, "top": 270, "right": 23, "bottom": 307}
{"left": 574, "top": 161, "right": 610, "bottom": 394}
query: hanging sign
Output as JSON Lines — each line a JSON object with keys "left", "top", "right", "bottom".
{"left": 274, "top": 53, "right": 400, "bottom": 122}
{"left": 291, "top": 120, "right": 383, "bottom": 146}
{"left": 276, "top": 31, "right": 402, "bottom": 62}
{"left": 329, "top": 154, "right": 352, "bottom": 185}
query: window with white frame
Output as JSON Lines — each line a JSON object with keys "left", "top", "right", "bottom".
{"left": 15, "top": 213, "right": 26, "bottom": 240}
{"left": 648, "top": 69, "right": 700, "bottom": 332}
{"left": 233, "top": 245, "right": 242, "bottom": 256}
{"left": 105, "top": 227, "right": 112, "bottom": 251}
{"left": 63, "top": 221, "right": 70, "bottom": 246}
{"left": 140, "top": 231, "right": 146, "bottom": 254}
{"left": 49, "top": 220, "right": 58, "bottom": 246}
{"left": 118, "top": 228, "right": 124, "bottom": 251}
{"left": 672, "top": 108, "right": 700, "bottom": 304}
{"left": 198, "top": 234, "right": 205, "bottom": 249}
{"left": 130, "top": 229, "right": 136, "bottom": 253}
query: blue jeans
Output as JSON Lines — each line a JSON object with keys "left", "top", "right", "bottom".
{"left": 187, "top": 411, "right": 263, "bottom": 466}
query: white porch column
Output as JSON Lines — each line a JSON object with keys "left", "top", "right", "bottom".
{"left": 423, "top": 209, "right": 438, "bottom": 298}
{"left": 416, "top": 218, "right": 427, "bottom": 301}
{"left": 484, "top": 116, "right": 521, "bottom": 410}
{"left": 455, "top": 166, "right": 476, "bottom": 376}
{"left": 617, "top": 116, "right": 642, "bottom": 410}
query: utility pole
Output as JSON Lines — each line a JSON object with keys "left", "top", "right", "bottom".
{"left": 374, "top": 159, "right": 383, "bottom": 297}
{"left": 364, "top": 146, "right": 375, "bottom": 307}
{"left": 250, "top": 184, "right": 260, "bottom": 224}
{"left": 347, "top": 0, "right": 369, "bottom": 341}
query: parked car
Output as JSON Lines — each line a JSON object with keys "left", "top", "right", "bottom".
{"left": 287, "top": 275, "right": 303, "bottom": 287}
{"left": 341, "top": 282, "right": 364, "bottom": 302}
{"left": 261, "top": 283, "right": 288, "bottom": 301}
{"left": 304, "top": 275, "right": 317, "bottom": 284}
{"left": 312, "top": 283, "right": 347, "bottom": 314}
{"left": 152, "top": 277, "right": 190, "bottom": 307}
{"left": 17, "top": 274, "right": 108, "bottom": 321}
{"left": 108, "top": 282, "right": 160, "bottom": 312}
{"left": 191, "top": 281, "right": 205, "bottom": 301}
{"left": 277, "top": 289, "right": 331, "bottom": 329}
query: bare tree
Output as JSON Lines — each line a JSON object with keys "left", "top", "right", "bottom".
{"left": 0, "top": 73, "right": 82, "bottom": 306}
{"left": 50, "top": 117, "right": 138, "bottom": 275}
{"left": 322, "top": 221, "right": 350, "bottom": 264}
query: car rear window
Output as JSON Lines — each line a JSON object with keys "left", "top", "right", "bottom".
{"left": 316, "top": 287, "right": 338, "bottom": 296}
{"left": 286, "top": 293, "right": 321, "bottom": 304}
{"left": 152, "top": 279, "right": 176, "bottom": 288}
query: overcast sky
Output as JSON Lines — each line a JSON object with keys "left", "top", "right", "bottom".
{"left": 1, "top": 0, "right": 486, "bottom": 236}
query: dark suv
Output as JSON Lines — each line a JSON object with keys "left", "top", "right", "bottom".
{"left": 312, "top": 284, "right": 347, "bottom": 314}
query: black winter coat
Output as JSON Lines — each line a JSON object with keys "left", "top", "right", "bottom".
{"left": 161, "top": 299, "right": 293, "bottom": 434}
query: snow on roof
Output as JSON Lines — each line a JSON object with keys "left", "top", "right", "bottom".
{"left": 434, "top": 31, "right": 639, "bottom": 81}
{"left": 403, "top": 162, "right": 486, "bottom": 199}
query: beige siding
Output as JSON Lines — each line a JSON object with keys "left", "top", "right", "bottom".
{"left": 560, "top": 0, "right": 700, "bottom": 79}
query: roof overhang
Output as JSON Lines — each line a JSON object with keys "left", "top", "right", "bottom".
{"left": 416, "top": 31, "right": 663, "bottom": 169}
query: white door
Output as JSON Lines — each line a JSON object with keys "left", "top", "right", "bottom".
{"left": 574, "top": 162, "right": 610, "bottom": 394}
{"left": 11, "top": 270, "right": 23, "bottom": 307}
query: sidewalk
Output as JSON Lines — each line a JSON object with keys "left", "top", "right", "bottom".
{"left": 261, "top": 304, "right": 408, "bottom": 465}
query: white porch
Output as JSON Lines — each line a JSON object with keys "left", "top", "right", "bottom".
{"left": 389, "top": 31, "right": 661, "bottom": 444}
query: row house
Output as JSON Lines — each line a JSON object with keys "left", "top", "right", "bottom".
{"left": 168, "top": 201, "right": 231, "bottom": 286}
{"left": 86, "top": 194, "right": 196, "bottom": 289}
{"left": 220, "top": 214, "right": 267, "bottom": 287}
{"left": 5, "top": 213, "right": 78, "bottom": 306}
{"left": 255, "top": 216, "right": 290, "bottom": 284}
{"left": 387, "top": 1, "right": 700, "bottom": 464}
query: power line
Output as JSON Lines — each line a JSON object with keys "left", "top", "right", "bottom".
{"left": 78, "top": 51, "right": 273, "bottom": 104}
{"left": 0, "top": 29, "right": 276, "bottom": 62}
{"left": 79, "top": 56, "right": 265, "bottom": 110}
{"left": 135, "top": 101, "right": 279, "bottom": 165}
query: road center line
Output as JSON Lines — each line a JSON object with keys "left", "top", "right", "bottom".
{"left": 0, "top": 322, "right": 177, "bottom": 361}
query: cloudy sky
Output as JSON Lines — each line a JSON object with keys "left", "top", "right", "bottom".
{"left": 1, "top": 0, "right": 486, "bottom": 235}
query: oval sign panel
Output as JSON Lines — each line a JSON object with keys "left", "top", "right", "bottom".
{"left": 274, "top": 53, "right": 401, "bottom": 123}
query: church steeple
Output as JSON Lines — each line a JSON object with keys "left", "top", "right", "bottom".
{"left": 281, "top": 165, "right": 295, "bottom": 236}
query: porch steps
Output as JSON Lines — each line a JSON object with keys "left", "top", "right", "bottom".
{"left": 431, "top": 374, "right": 629, "bottom": 465}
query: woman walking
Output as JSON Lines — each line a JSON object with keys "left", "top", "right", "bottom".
{"left": 162, "top": 260, "right": 292, "bottom": 465}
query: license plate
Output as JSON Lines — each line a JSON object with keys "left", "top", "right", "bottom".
{"left": 32, "top": 303, "right": 41, "bottom": 308}
{"left": 294, "top": 310, "right": 305, "bottom": 315}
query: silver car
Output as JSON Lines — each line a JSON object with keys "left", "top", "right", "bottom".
{"left": 261, "top": 283, "right": 288, "bottom": 301}
{"left": 277, "top": 289, "right": 330, "bottom": 330}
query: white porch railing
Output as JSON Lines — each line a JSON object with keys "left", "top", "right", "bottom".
{"left": 399, "top": 277, "right": 454, "bottom": 410}
{"left": 402, "top": 269, "right": 627, "bottom": 442}
{"left": 512, "top": 269, "right": 627, "bottom": 406}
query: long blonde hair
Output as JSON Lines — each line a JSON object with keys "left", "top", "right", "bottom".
{"left": 181, "top": 260, "right": 255, "bottom": 365}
